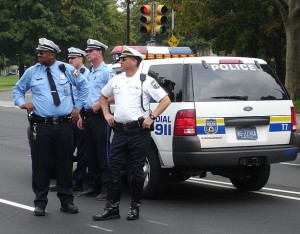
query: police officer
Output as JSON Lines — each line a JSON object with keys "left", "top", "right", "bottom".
{"left": 77, "top": 39, "right": 114, "bottom": 200}
{"left": 68, "top": 47, "right": 90, "bottom": 190}
{"left": 49, "top": 47, "right": 90, "bottom": 192}
{"left": 94, "top": 46, "right": 171, "bottom": 221}
{"left": 13, "top": 38, "right": 89, "bottom": 216}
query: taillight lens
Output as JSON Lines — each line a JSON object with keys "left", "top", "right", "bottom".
{"left": 174, "top": 109, "right": 196, "bottom": 136}
{"left": 291, "top": 107, "right": 297, "bottom": 132}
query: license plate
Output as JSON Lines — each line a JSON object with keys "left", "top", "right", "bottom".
{"left": 236, "top": 127, "right": 258, "bottom": 140}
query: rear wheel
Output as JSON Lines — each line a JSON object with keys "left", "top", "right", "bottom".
{"left": 230, "top": 164, "right": 270, "bottom": 191}
{"left": 142, "top": 144, "right": 167, "bottom": 199}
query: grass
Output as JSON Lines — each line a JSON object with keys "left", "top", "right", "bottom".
{"left": 0, "top": 75, "right": 19, "bottom": 90}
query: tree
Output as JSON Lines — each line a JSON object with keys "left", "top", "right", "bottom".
{"left": 162, "top": 0, "right": 299, "bottom": 99}
{"left": 0, "top": 0, "right": 124, "bottom": 76}
{"left": 270, "top": 0, "right": 300, "bottom": 99}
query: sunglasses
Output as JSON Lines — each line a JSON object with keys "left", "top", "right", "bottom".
{"left": 37, "top": 51, "right": 50, "bottom": 55}
{"left": 120, "top": 57, "right": 133, "bottom": 61}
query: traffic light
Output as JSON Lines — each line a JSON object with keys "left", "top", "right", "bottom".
{"left": 140, "top": 5, "right": 152, "bottom": 34}
{"left": 154, "top": 5, "right": 168, "bottom": 34}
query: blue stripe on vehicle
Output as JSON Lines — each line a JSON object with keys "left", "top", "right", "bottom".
{"left": 269, "top": 123, "right": 291, "bottom": 132}
{"left": 197, "top": 125, "right": 226, "bottom": 135}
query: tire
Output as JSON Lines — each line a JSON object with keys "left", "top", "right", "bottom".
{"left": 230, "top": 164, "right": 270, "bottom": 191}
{"left": 142, "top": 144, "right": 167, "bottom": 199}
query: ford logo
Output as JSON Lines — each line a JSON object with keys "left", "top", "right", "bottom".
{"left": 243, "top": 106, "right": 253, "bottom": 111}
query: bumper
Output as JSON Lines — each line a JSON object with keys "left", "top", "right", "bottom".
{"left": 173, "top": 146, "right": 298, "bottom": 168}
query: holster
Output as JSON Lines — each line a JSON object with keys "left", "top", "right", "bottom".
{"left": 138, "top": 117, "right": 154, "bottom": 131}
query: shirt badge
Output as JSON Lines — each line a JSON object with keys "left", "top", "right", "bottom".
{"left": 96, "top": 72, "right": 102, "bottom": 78}
{"left": 60, "top": 73, "right": 66, "bottom": 80}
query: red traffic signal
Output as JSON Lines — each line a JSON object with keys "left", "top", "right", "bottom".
{"left": 140, "top": 5, "right": 152, "bottom": 34}
{"left": 140, "top": 5, "right": 152, "bottom": 15}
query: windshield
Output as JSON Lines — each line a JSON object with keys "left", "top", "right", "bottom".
{"left": 191, "top": 63, "right": 289, "bottom": 101}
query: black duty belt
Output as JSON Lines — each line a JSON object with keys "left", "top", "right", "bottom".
{"left": 29, "top": 114, "right": 72, "bottom": 125}
{"left": 114, "top": 120, "right": 142, "bottom": 130}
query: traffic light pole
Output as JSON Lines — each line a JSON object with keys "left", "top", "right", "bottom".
{"left": 148, "top": 1, "right": 158, "bottom": 46}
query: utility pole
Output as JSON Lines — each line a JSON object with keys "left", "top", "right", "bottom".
{"left": 126, "top": 0, "right": 130, "bottom": 45}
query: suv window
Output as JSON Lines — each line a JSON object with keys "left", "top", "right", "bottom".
{"left": 148, "top": 64, "right": 184, "bottom": 102}
{"left": 191, "top": 63, "right": 289, "bottom": 101}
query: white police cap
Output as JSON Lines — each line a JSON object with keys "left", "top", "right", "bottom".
{"left": 68, "top": 47, "right": 87, "bottom": 58}
{"left": 120, "top": 46, "right": 145, "bottom": 60}
{"left": 36, "top": 38, "right": 61, "bottom": 53}
{"left": 85, "top": 39, "right": 108, "bottom": 51}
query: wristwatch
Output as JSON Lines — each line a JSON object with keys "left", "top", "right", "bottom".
{"left": 149, "top": 114, "right": 157, "bottom": 120}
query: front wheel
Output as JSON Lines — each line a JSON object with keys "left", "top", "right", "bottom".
{"left": 230, "top": 164, "right": 270, "bottom": 191}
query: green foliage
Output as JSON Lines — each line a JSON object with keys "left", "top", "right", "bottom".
{"left": 0, "top": 0, "right": 125, "bottom": 67}
{"left": 293, "top": 100, "right": 300, "bottom": 113}
{"left": 0, "top": 75, "right": 19, "bottom": 90}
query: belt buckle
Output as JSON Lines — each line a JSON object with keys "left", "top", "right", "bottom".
{"left": 53, "top": 117, "right": 58, "bottom": 125}
{"left": 123, "top": 123, "right": 127, "bottom": 130}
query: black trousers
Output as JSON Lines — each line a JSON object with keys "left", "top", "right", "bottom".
{"left": 72, "top": 124, "right": 87, "bottom": 185}
{"left": 84, "top": 115, "right": 110, "bottom": 191}
{"left": 30, "top": 121, "right": 74, "bottom": 207}
{"left": 108, "top": 128, "right": 151, "bottom": 182}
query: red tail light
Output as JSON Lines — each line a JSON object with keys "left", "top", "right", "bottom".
{"left": 174, "top": 109, "right": 196, "bottom": 136}
{"left": 291, "top": 107, "right": 297, "bottom": 132}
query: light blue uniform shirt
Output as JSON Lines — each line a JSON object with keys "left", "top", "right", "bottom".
{"left": 84, "top": 62, "right": 112, "bottom": 110}
{"left": 72, "top": 65, "right": 90, "bottom": 105}
{"left": 13, "top": 61, "right": 89, "bottom": 117}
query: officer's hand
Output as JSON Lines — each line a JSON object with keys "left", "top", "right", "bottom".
{"left": 104, "top": 113, "right": 115, "bottom": 127}
{"left": 71, "top": 108, "right": 80, "bottom": 121}
{"left": 91, "top": 102, "right": 101, "bottom": 113}
{"left": 77, "top": 116, "right": 84, "bottom": 130}
{"left": 143, "top": 116, "right": 154, "bottom": 129}
{"left": 21, "top": 102, "right": 34, "bottom": 113}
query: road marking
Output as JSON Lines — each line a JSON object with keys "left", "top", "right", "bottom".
{"left": 280, "top": 162, "right": 300, "bottom": 167}
{"left": 1, "top": 176, "right": 300, "bottom": 218}
{"left": 147, "top": 220, "right": 169, "bottom": 226}
{"left": 188, "top": 178, "right": 300, "bottom": 200}
{"left": 87, "top": 224, "right": 114, "bottom": 232}
{"left": 252, "top": 191, "right": 300, "bottom": 201}
{"left": 0, "top": 198, "right": 34, "bottom": 211}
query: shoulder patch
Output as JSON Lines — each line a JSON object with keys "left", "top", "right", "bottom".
{"left": 151, "top": 80, "right": 160, "bottom": 89}
{"left": 110, "top": 70, "right": 116, "bottom": 78}
{"left": 72, "top": 68, "right": 80, "bottom": 78}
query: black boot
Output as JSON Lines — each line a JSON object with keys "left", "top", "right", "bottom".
{"left": 93, "top": 201, "right": 120, "bottom": 220}
{"left": 93, "top": 180, "right": 121, "bottom": 221}
{"left": 127, "top": 201, "right": 141, "bottom": 220}
{"left": 127, "top": 180, "right": 144, "bottom": 220}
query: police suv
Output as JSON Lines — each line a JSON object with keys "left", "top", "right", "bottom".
{"left": 133, "top": 56, "right": 299, "bottom": 198}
